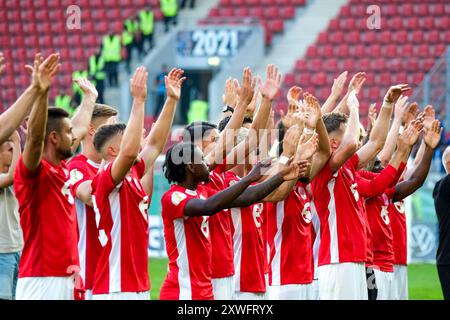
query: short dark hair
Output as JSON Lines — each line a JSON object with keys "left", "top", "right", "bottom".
{"left": 46, "top": 107, "right": 70, "bottom": 137}
{"left": 322, "top": 112, "right": 348, "bottom": 134}
{"left": 163, "top": 142, "right": 197, "bottom": 184}
{"left": 217, "top": 116, "right": 253, "bottom": 132}
{"left": 93, "top": 123, "right": 126, "bottom": 153}
{"left": 92, "top": 104, "right": 118, "bottom": 121}
{"left": 183, "top": 121, "right": 217, "bottom": 143}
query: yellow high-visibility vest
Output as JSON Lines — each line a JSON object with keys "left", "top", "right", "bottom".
{"left": 102, "top": 35, "right": 122, "bottom": 62}
{"left": 138, "top": 10, "right": 154, "bottom": 35}
{"left": 188, "top": 100, "right": 208, "bottom": 123}
{"left": 89, "top": 55, "right": 106, "bottom": 80}
{"left": 160, "top": 0, "right": 178, "bottom": 17}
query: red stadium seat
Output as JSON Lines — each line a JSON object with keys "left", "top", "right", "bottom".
{"left": 411, "top": 30, "right": 424, "bottom": 44}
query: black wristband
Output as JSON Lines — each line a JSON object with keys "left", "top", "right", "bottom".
{"left": 222, "top": 105, "right": 234, "bottom": 113}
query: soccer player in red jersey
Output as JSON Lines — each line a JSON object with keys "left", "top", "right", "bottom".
{"left": 90, "top": 66, "right": 184, "bottom": 300}
{"left": 160, "top": 141, "right": 301, "bottom": 300}
{"left": 181, "top": 65, "right": 280, "bottom": 299}
{"left": 14, "top": 53, "right": 96, "bottom": 300}
{"left": 67, "top": 103, "right": 118, "bottom": 300}
{"left": 311, "top": 83, "right": 409, "bottom": 299}
{"left": 266, "top": 92, "right": 331, "bottom": 300}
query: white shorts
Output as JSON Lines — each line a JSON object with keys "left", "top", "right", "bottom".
{"left": 16, "top": 276, "right": 74, "bottom": 300}
{"left": 373, "top": 269, "right": 395, "bottom": 300}
{"left": 310, "top": 279, "right": 320, "bottom": 300}
{"left": 85, "top": 289, "right": 93, "bottom": 300}
{"left": 318, "top": 262, "right": 368, "bottom": 300}
{"left": 393, "top": 264, "right": 408, "bottom": 300}
{"left": 268, "top": 283, "right": 312, "bottom": 300}
{"left": 93, "top": 291, "right": 149, "bottom": 300}
{"left": 212, "top": 276, "right": 235, "bottom": 300}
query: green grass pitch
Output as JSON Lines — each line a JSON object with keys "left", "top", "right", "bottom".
{"left": 148, "top": 258, "right": 444, "bottom": 300}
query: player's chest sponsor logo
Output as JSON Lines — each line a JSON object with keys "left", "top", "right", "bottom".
{"left": 252, "top": 203, "right": 263, "bottom": 229}
{"left": 200, "top": 216, "right": 210, "bottom": 238}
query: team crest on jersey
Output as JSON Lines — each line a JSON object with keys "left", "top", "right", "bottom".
{"left": 139, "top": 196, "right": 150, "bottom": 222}
{"left": 302, "top": 202, "right": 312, "bottom": 223}
{"left": 171, "top": 191, "right": 187, "bottom": 206}
{"left": 69, "top": 169, "right": 84, "bottom": 184}
{"left": 201, "top": 216, "right": 210, "bottom": 238}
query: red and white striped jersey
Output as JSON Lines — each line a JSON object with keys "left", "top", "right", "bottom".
{"left": 67, "top": 154, "right": 102, "bottom": 290}
{"left": 14, "top": 157, "right": 79, "bottom": 278}
{"left": 202, "top": 165, "right": 234, "bottom": 279}
{"left": 390, "top": 200, "right": 407, "bottom": 265}
{"left": 91, "top": 160, "right": 150, "bottom": 294}
{"left": 160, "top": 184, "right": 215, "bottom": 300}
{"left": 225, "top": 171, "right": 266, "bottom": 293}
{"left": 310, "top": 154, "right": 367, "bottom": 266}
{"left": 266, "top": 182, "right": 314, "bottom": 286}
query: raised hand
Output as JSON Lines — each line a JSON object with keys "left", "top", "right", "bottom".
{"left": 303, "top": 92, "right": 322, "bottom": 129}
{"left": 222, "top": 77, "right": 240, "bottom": 107}
{"left": 247, "top": 157, "right": 273, "bottom": 182}
{"left": 259, "top": 64, "right": 282, "bottom": 100}
{"left": 368, "top": 103, "right": 377, "bottom": 128}
{"left": 401, "top": 102, "right": 418, "bottom": 126}
{"left": 25, "top": 53, "right": 60, "bottom": 92}
{"left": 282, "top": 125, "right": 302, "bottom": 156}
{"left": 331, "top": 71, "right": 348, "bottom": 99}
{"left": 280, "top": 106, "right": 305, "bottom": 130}
{"left": 423, "top": 119, "right": 442, "bottom": 149}
{"left": 296, "top": 132, "right": 319, "bottom": 160}
{"left": 287, "top": 86, "right": 303, "bottom": 106}
{"left": 246, "top": 89, "right": 258, "bottom": 117}
{"left": 130, "top": 66, "right": 149, "bottom": 102}
{"left": 348, "top": 72, "right": 366, "bottom": 95}
{"left": 384, "top": 84, "right": 411, "bottom": 104}
{"left": 238, "top": 67, "right": 256, "bottom": 106}
{"left": 0, "top": 52, "right": 5, "bottom": 75}
{"left": 74, "top": 78, "right": 98, "bottom": 99}
{"left": 280, "top": 160, "right": 310, "bottom": 181}
{"left": 165, "top": 67, "right": 186, "bottom": 101}
{"left": 399, "top": 119, "right": 423, "bottom": 147}
{"left": 393, "top": 95, "right": 409, "bottom": 120}
{"left": 422, "top": 105, "right": 436, "bottom": 130}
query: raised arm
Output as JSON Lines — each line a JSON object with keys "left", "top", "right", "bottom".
{"left": 70, "top": 78, "right": 98, "bottom": 152}
{"left": 378, "top": 97, "right": 410, "bottom": 166}
{"left": 23, "top": 53, "right": 61, "bottom": 170}
{"left": 0, "top": 52, "right": 5, "bottom": 76}
{"left": 0, "top": 54, "right": 49, "bottom": 144}
{"left": 110, "top": 66, "right": 146, "bottom": 184}
{"left": 321, "top": 71, "right": 347, "bottom": 114}
{"left": 357, "top": 84, "right": 410, "bottom": 168}
{"left": 393, "top": 119, "right": 442, "bottom": 202}
{"left": 139, "top": 68, "right": 185, "bottom": 174}
{"left": 223, "top": 65, "right": 281, "bottom": 170}
{"left": 328, "top": 90, "right": 360, "bottom": 172}
{"left": 0, "top": 131, "right": 21, "bottom": 188}
{"left": 183, "top": 159, "right": 270, "bottom": 217}
{"left": 332, "top": 72, "right": 366, "bottom": 115}
{"left": 206, "top": 68, "right": 254, "bottom": 168}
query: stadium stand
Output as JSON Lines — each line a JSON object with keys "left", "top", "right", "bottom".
{"left": 0, "top": 0, "right": 164, "bottom": 111}
{"left": 278, "top": 0, "right": 450, "bottom": 121}
{"left": 200, "top": 0, "right": 307, "bottom": 46}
